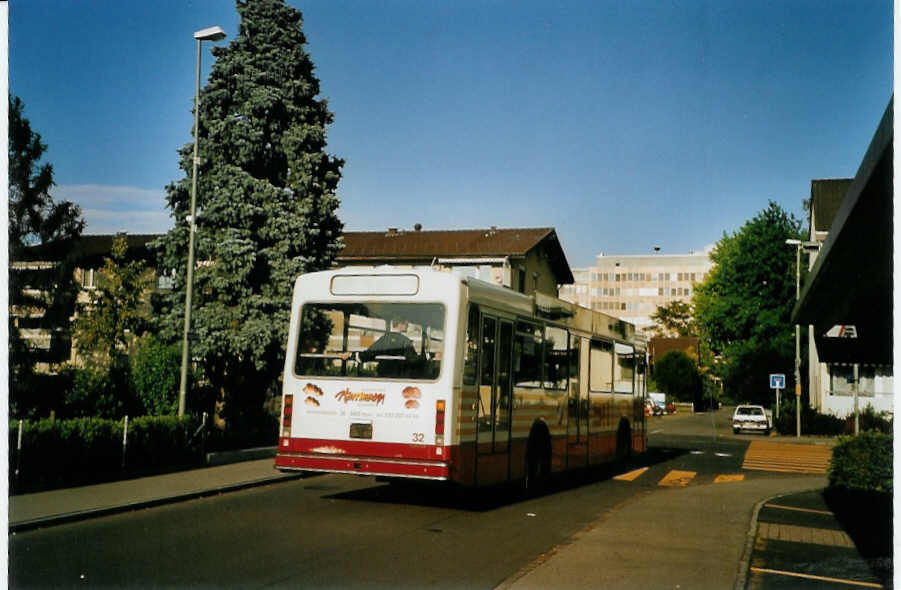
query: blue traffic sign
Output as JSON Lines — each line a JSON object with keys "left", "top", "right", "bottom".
{"left": 769, "top": 374, "right": 785, "bottom": 389}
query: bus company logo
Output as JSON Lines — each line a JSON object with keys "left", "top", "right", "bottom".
{"left": 335, "top": 388, "right": 386, "bottom": 406}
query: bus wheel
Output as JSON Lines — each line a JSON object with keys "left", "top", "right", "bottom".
{"left": 615, "top": 420, "right": 632, "bottom": 466}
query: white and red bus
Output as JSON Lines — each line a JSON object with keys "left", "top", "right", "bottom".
{"left": 275, "top": 268, "right": 647, "bottom": 488}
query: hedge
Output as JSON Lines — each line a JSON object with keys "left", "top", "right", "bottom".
{"left": 774, "top": 403, "right": 892, "bottom": 436}
{"left": 9, "top": 413, "right": 280, "bottom": 494}
{"left": 828, "top": 430, "right": 893, "bottom": 493}
{"left": 9, "top": 415, "right": 201, "bottom": 493}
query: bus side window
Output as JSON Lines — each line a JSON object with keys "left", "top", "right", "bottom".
{"left": 543, "top": 325, "right": 569, "bottom": 390}
{"left": 463, "top": 305, "right": 479, "bottom": 386}
{"left": 589, "top": 339, "right": 613, "bottom": 392}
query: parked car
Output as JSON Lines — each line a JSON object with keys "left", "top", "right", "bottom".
{"left": 732, "top": 405, "right": 771, "bottom": 435}
{"left": 645, "top": 400, "right": 665, "bottom": 416}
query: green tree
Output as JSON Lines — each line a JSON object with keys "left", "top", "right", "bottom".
{"left": 74, "top": 235, "right": 153, "bottom": 363}
{"left": 129, "top": 334, "right": 182, "bottom": 415}
{"left": 153, "top": 0, "right": 344, "bottom": 427}
{"left": 8, "top": 94, "right": 85, "bottom": 413}
{"left": 654, "top": 350, "right": 701, "bottom": 403}
{"left": 650, "top": 300, "right": 696, "bottom": 337}
{"left": 693, "top": 201, "right": 802, "bottom": 405}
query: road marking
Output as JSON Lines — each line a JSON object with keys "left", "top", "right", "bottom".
{"left": 750, "top": 567, "right": 882, "bottom": 588}
{"left": 658, "top": 470, "right": 696, "bottom": 487}
{"left": 764, "top": 503, "right": 834, "bottom": 516}
{"left": 649, "top": 429, "right": 663, "bottom": 434}
{"left": 613, "top": 467, "right": 649, "bottom": 481}
{"left": 714, "top": 474, "right": 744, "bottom": 483}
{"left": 690, "top": 450, "right": 704, "bottom": 455}
{"left": 742, "top": 441, "right": 832, "bottom": 474}
{"left": 714, "top": 452, "right": 732, "bottom": 457}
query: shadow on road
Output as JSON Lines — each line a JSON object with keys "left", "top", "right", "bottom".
{"left": 322, "top": 447, "right": 687, "bottom": 512}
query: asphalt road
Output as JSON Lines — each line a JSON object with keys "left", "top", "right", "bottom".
{"left": 9, "top": 408, "right": 798, "bottom": 589}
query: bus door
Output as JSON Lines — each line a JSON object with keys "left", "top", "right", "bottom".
{"left": 566, "top": 334, "right": 588, "bottom": 468}
{"left": 475, "top": 314, "right": 513, "bottom": 485}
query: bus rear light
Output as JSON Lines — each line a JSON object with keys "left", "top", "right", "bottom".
{"left": 283, "top": 395, "right": 293, "bottom": 429}
{"left": 435, "top": 400, "right": 446, "bottom": 436}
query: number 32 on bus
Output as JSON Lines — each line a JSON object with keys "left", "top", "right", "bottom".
{"left": 275, "top": 268, "right": 648, "bottom": 489}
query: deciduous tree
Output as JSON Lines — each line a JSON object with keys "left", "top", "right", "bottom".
{"left": 654, "top": 350, "right": 701, "bottom": 403}
{"left": 693, "top": 201, "right": 802, "bottom": 405}
{"left": 650, "top": 300, "right": 696, "bottom": 337}
{"left": 74, "top": 235, "right": 153, "bottom": 362}
{"left": 153, "top": 0, "right": 344, "bottom": 427}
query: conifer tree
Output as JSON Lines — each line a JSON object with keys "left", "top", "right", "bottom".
{"left": 8, "top": 94, "right": 85, "bottom": 404}
{"left": 153, "top": 0, "right": 344, "bottom": 426}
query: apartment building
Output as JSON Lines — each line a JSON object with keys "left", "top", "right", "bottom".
{"left": 559, "top": 251, "right": 713, "bottom": 335}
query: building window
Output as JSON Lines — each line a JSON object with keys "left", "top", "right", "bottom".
{"left": 80, "top": 268, "right": 95, "bottom": 289}
{"left": 658, "top": 288, "right": 664, "bottom": 296}
{"left": 518, "top": 268, "right": 526, "bottom": 293}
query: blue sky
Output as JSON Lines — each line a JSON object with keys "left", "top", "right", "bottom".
{"left": 9, "top": 1, "right": 892, "bottom": 268}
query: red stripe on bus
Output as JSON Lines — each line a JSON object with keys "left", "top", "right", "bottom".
{"left": 278, "top": 437, "right": 444, "bottom": 461}
{"left": 276, "top": 453, "right": 450, "bottom": 480}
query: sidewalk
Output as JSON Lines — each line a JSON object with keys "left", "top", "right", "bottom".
{"left": 496, "top": 476, "right": 884, "bottom": 590}
{"left": 9, "top": 458, "right": 301, "bottom": 532}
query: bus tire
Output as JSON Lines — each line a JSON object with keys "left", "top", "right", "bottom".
{"left": 615, "top": 419, "right": 632, "bottom": 465}
{"left": 524, "top": 424, "right": 551, "bottom": 494}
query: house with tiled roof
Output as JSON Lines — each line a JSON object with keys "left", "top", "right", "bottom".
{"left": 337, "top": 226, "right": 574, "bottom": 297}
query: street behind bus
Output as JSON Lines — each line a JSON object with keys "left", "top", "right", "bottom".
{"left": 9, "top": 408, "right": 831, "bottom": 589}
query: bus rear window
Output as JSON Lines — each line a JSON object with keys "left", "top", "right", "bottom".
{"left": 295, "top": 302, "right": 445, "bottom": 381}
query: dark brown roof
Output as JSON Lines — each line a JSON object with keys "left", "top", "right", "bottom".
{"left": 339, "top": 227, "right": 574, "bottom": 284}
{"left": 19, "top": 233, "right": 163, "bottom": 263}
{"left": 810, "top": 179, "right": 852, "bottom": 233}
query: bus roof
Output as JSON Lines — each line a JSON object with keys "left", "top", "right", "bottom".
{"left": 295, "top": 267, "right": 642, "bottom": 346}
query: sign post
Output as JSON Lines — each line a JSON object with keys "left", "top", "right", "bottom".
{"left": 769, "top": 374, "right": 785, "bottom": 419}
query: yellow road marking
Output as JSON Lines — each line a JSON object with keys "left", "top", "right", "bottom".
{"left": 658, "top": 470, "right": 696, "bottom": 487}
{"left": 765, "top": 503, "right": 834, "bottom": 516}
{"left": 714, "top": 474, "right": 745, "bottom": 483}
{"left": 613, "top": 467, "right": 648, "bottom": 481}
{"left": 750, "top": 567, "right": 882, "bottom": 588}
{"left": 742, "top": 441, "right": 832, "bottom": 474}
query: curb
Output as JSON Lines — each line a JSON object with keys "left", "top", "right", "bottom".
{"left": 732, "top": 487, "right": 824, "bottom": 590}
{"left": 9, "top": 472, "right": 305, "bottom": 534}
{"left": 205, "top": 446, "right": 276, "bottom": 466}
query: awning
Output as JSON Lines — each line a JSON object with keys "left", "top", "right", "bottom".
{"left": 791, "top": 99, "right": 893, "bottom": 364}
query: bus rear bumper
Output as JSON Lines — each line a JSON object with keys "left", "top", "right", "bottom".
{"left": 275, "top": 451, "right": 450, "bottom": 480}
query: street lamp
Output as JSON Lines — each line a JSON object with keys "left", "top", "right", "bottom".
{"left": 785, "top": 238, "right": 818, "bottom": 438}
{"left": 178, "top": 25, "right": 227, "bottom": 418}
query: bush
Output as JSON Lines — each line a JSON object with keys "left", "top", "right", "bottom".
{"left": 828, "top": 430, "right": 892, "bottom": 492}
{"left": 63, "top": 361, "right": 139, "bottom": 419}
{"left": 774, "top": 402, "right": 892, "bottom": 436}
{"left": 130, "top": 335, "right": 182, "bottom": 415}
{"left": 854, "top": 405, "right": 892, "bottom": 434}
{"left": 8, "top": 415, "right": 204, "bottom": 494}
{"left": 774, "top": 403, "right": 845, "bottom": 435}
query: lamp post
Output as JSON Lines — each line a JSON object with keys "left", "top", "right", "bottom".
{"left": 784, "top": 238, "right": 818, "bottom": 438}
{"left": 178, "top": 25, "right": 227, "bottom": 418}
